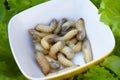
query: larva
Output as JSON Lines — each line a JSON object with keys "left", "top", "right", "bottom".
{"left": 47, "top": 65, "right": 80, "bottom": 76}
{"left": 60, "top": 46, "right": 75, "bottom": 59}
{"left": 66, "top": 41, "right": 75, "bottom": 48}
{"left": 76, "top": 18, "right": 86, "bottom": 40}
{"left": 35, "top": 19, "right": 58, "bottom": 33}
{"left": 58, "top": 29, "right": 78, "bottom": 41}
{"left": 29, "top": 29, "right": 49, "bottom": 38}
{"left": 57, "top": 53, "right": 75, "bottom": 67}
{"left": 54, "top": 18, "right": 67, "bottom": 34}
{"left": 35, "top": 51, "right": 50, "bottom": 75}
{"left": 82, "top": 39, "right": 93, "bottom": 63}
{"left": 70, "top": 38, "right": 78, "bottom": 44}
{"left": 49, "top": 41, "right": 65, "bottom": 59}
{"left": 41, "top": 34, "right": 58, "bottom": 50}
{"left": 45, "top": 56, "right": 60, "bottom": 69}
{"left": 29, "top": 30, "right": 41, "bottom": 43}
{"left": 34, "top": 42, "right": 48, "bottom": 55}
{"left": 72, "top": 41, "right": 82, "bottom": 53}
{"left": 66, "top": 41, "right": 82, "bottom": 53}
{"left": 61, "top": 21, "right": 75, "bottom": 32}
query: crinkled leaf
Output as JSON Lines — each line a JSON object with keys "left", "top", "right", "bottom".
{"left": 90, "top": 0, "right": 101, "bottom": 9}
{"left": 99, "top": 0, "right": 120, "bottom": 36}
{"left": 77, "top": 65, "right": 118, "bottom": 80}
{"left": 111, "top": 36, "right": 120, "bottom": 56}
{"left": 0, "top": 23, "right": 12, "bottom": 56}
{"left": 0, "top": 0, "right": 6, "bottom": 22}
{"left": 99, "top": 0, "right": 120, "bottom": 56}
{"left": 91, "top": 0, "right": 120, "bottom": 56}
{"left": 1, "top": 0, "right": 48, "bottom": 23}
{"left": 0, "top": 74, "right": 27, "bottom": 80}
{"left": 101, "top": 55, "right": 120, "bottom": 78}
{"left": 7, "top": 0, "right": 48, "bottom": 13}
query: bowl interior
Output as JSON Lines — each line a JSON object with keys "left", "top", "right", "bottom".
{"left": 8, "top": 0, "right": 115, "bottom": 79}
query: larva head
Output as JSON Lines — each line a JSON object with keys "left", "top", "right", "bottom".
{"left": 61, "top": 21, "right": 75, "bottom": 32}
{"left": 45, "top": 56, "right": 60, "bottom": 69}
{"left": 61, "top": 18, "right": 68, "bottom": 23}
{"left": 77, "top": 30, "right": 85, "bottom": 41}
{"left": 47, "top": 38, "right": 57, "bottom": 44}
{"left": 66, "top": 41, "right": 74, "bottom": 47}
{"left": 50, "top": 18, "right": 58, "bottom": 27}
{"left": 61, "top": 25, "right": 69, "bottom": 32}
{"left": 28, "top": 29, "right": 35, "bottom": 35}
{"left": 32, "top": 35, "right": 41, "bottom": 43}
{"left": 77, "top": 18, "right": 84, "bottom": 24}
{"left": 47, "top": 34, "right": 59, "bottom": 43}
{"left": 50, "top": 60, "right": 60, "bottom": 69}
{"left": 35, "top": 51, "right": 41, "bottom": 56}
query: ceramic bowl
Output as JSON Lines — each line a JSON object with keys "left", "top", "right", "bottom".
{"left": 8, "top": 0, "right": 115, "bottom": 80}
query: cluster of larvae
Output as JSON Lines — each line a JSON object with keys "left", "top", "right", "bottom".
{"left": 29, "top": 18, "right": 93, "bottom": 76}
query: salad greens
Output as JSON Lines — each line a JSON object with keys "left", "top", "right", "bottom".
{"left": 101, "top": 55, "right": 120, "bottom": 78}
{"left": 92, "top": 0, "right": 120, "bottom": 57}
{"left": 99, "top": 0, "right": 120, "bottom": 37}
{"left": 90, "top": 0, "right": 101, "bottom": 9}
{"left": 98, "top": 0, "right": 120, "bottom": 57}
{"left": 76, "top": 65, "right": 118, "bottom": 80}
{"left": 0, "top": 0, "right": 120, "bottom": 80}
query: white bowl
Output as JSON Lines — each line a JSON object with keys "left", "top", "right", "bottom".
{"left": 8, "top": 0, "right": 115, "bottom": 80}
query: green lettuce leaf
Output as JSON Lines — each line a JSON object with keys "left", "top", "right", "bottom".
{"left": 90, "top": 0, "right": 101, "bottom": 9}
{"left": 98, "top": 0, "right": 120, "bottom": 56}
{"left": 1, "top": 0, "right": 48, "bottom": 23}
{"left": 69, "top": 65, "right": 118, "bottom": 80}
{"left": 111, "top": 36, "right": 120, "bottom": 56}
{"left": 0, "top": 22, "right": 27, "bottom": 79}
{"left": 91, "top": 0, "right": 120, "bottom": 56}
{"left": 101, "top": 55, "right": 120, "bottom": 78}
{"left": 0, "top": 74, "right": 27, "bottom": 80}
{"left": 99, "top": 0, "right": 120, "bottom": 36}
{"left": 0, "top": 0, "right": 5, "bottom": 22}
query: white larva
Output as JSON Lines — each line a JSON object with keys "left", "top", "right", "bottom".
{"left": 60, "top": 46, "right": 75, "bottom": 59}
{"left": 82, "top": 39, "right": 93, "bottom": 63}
{"left": 35, "top": 51, "right": 50, "bottom": 75}
{"left": 45, "top": 56, "right": 60, "bottom": 69}
{"left": 49, "top": 41, "right": 65, "bottom": 59}
{"left": 76, "top": 18, "right": 86, "bottom": 40}
{"left": 57, "top": 53, "right": 75, "bottom": 67}
{"left": 35, "top": 19, "right": 58, "bottom": 33}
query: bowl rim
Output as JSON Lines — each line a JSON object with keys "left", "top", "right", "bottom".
{"left": 8, "top": 0, "right": 115, "bottom": 79}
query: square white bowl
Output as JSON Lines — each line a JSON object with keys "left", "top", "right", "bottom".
{"left": 8, "top": 0, "right": 115, "bottom": 80}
